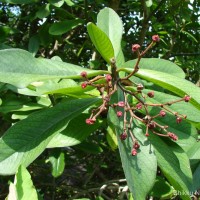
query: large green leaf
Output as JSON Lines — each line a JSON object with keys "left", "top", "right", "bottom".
{"left": 0, "top": 98, "right": 99, "bottom": 175}
{"left": 7, "top": 165, "right": 38, "bottom": 200}
{"left": 87, "top": 22, "right": 114, "bottom": 64}
{"left": 120, "top": 68, "right": 200, "bottom": 110}
{"left": 49, "top": 19, "right": 84, "bottom": 35}
{"left": 123, "top": 58, "right": 185, "bottom": 78}
{"left": 47, "top": 114, "right": 101, "bottom": 148}
{"left": 0, "top": 49, "right": 108, "bottom": 88}
{"left": 108, "top": 107, "right": 157, "bottom": 199}
{"left": 149, "top": 134, "right": 192, "bottom": 200}
{"left": 97, "top": 8, "right": 123, "bottom": 64}
{"left": 15, "top": 166, "right": 38, "bottom": 200}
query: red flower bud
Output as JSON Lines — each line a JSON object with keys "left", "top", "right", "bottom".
{"left": 136, "top": 103, "right": 143, "bottom": 110}
{"left": 86, "top": 118, "right": 96, "bottom": 125}
{"left": 131, "top": 148, "right": 137, "bottom": 156}
{"left": 132, "top": 44, "right": 140, "bottom": 52}
{"left": 81, "top": 82, "right": 87, "bottom": 89}
{"left": 80, "top": 71, "right": 87, "bottom": 78}
{"left": 168, "top": 132, "right": 178, "bottom": 141}
{"left": 118, "top": 101, "right": 125, "bottom": 107}
{"left": 120, "top": 132, "right": 127, "bottom": 140}
{"left": 117, "top": 111, "right": 123, "bottom": 117}
{"left": 176, "top": 117, "right": 182, "bottom": 124}
{"left": 134, "top": 142, "right": 140, "bottom": 149}
{"left": 105, "top": 74, "right": 112, "bottom": 82}
{"left": 147, "top": 91, "right": 154, "bottom": 98}
{"left": 152, "top": 35, "right": 160, "bottom": 42}
{"left": 159, "top": 110, "right": 166, "bottom": 117}
{"left": 148, "top": 121, "right": 156, "bottom": 129}
{"left": 145, "top": 132, "right": 149, "bottom": 137}
{"left": 184, "top": 95, "right": 191, "bottom": 102}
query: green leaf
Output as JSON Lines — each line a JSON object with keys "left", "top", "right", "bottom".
{"left": 191, "top": 161, "right": 200, "bottom": 191}
{"left": 187, "top": 142, "right": 200, "bottom": 160}
{"left": 4, "top": 0, "right": 38, "bottom": 4}
{"left": 49, "top": 19, "right": 84, "bottom": 35}
{"left": 15, "top": 166, "right": 38, "bottom": 200}
{"left": 181, "top": 30, "right": 198, "bottom": 43}
{"left": 106, "top": 126, "right": 118, "bottom": 151}
{"left": 108, "top": 107, "right": 157, "bottom": 199}
{"left": 75, "top": 141, "right": 103, "bottom": 154}
{"left": 48, "top": 0, "right": 64, "bottom": 7}
{"left": 149, "top": 134, "right": 192, "bottom": 200}
{"left": 146, "top": 0, "right": 153, "bottom": 7}
{"left": 47, "top": 114, "right": 101, "bottom": 148}
{"left": 0, "top": 94, "right": 45, "bottom": 113}
{"left": 87, "top": 22, "right": 114, "bottom": 64}
{"left": 28, "top": 36, "right": 40, "bottom": 56}
{"left": 64, "top": 0, "right": 74, "bottom": 6}
{"left": 97, "top": 8, "right": 123, "bottom": 61}
{"left": 49, "top": 149, "right": 65, "bottom": 178}
{"left": 124, "top": 58, "right": 185, "bottom": 78}
{"left": 7, "top": 183, "right": 17, "bottom": 200}
{"left": 0, "top": 98, "right": 99, "bottom": 175}
{"left": 0, "top": 49, "right": 108, "bottom": 88}
{"left": 121, "top": 68, "right": 200, "bottom": 110}
{"left": 6, "top": 165, "right": 39, "bottom": 200}
{"left": 36, "top": 4, "right": 51, "bottom": 19}
{"left": 149, "top": 176, "right": 174, "bottom": 199}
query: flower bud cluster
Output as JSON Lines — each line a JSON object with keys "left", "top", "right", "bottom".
{"left": 80, "top": 34, "right": 191, "bottom": 156}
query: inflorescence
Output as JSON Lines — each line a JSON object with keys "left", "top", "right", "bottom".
{"left": 80, "top": 35, "right": 191, "bottom": 156}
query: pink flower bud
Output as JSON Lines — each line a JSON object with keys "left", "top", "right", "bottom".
{"left": 136, "top": 103, "right": 143, "bottom": 110}
{"left": 80, "top": 71, "right": 87, "bottom": 78}
{"left": 117, "top": 111, "right": 123, "bottom": 117}
{"left": 184, "top": 95, "right": 191, "bottom": 102}
{"left": 131, "top": 148, "right": 137, "bottom": 156}
{"left": 118, "top": 101, "right": 125, "bottom": 107}
{"left": 152, "top": 35, "right": 160, "bottom": 42}
{"left": 159, "top": 110, "right": 166, "bottom": 117}
{"left": 81, "top": 82, "right": 87, "bottom": 89}
{"left": 132, "top": 44, "right": 140, "bottom": 52}
{"left": 168, "top": 132, "right": 178, "bottom": 141}
{"left": 105, "top": 74, "right": 112, "bottom": 82}
{"left": 176, "top": 117, "right": 182, "bottom": 124}
{"left": 85, "top": 118, "right": 96, "bottom": 125}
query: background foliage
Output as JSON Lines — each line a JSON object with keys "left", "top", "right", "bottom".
{"left": 0, "top": 0, "right": 200, "bottom": 199}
